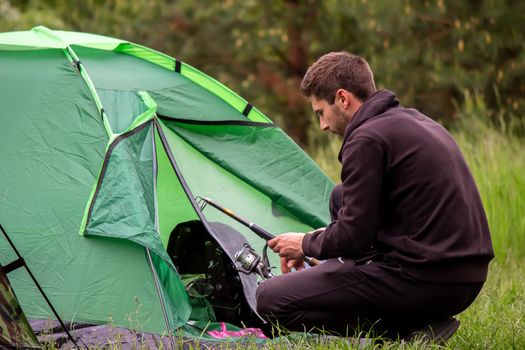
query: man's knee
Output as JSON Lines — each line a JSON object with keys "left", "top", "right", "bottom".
{"left": 256, "top": 276, "right": 298, "bottom": 318}
{"left": 255, "top": 279, "right": 280, "bottom": 317}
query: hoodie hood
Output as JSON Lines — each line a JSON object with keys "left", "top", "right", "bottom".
{"left": 338, "top": 89, "right": 399, "bottom": 162}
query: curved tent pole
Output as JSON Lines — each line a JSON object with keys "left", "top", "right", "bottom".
{"left": 115, "top": 42, "right": 271, "bottom": 123}
{"left": 153, "top": 118, "right": 221, "bottom": 238}
{"left": 29, "top": 25, "right": 113, "bottom": 138}
{"left": 145, "top": 248, "right": 176, "bottom": 350}
{"left": 149, "top": 124, "right": 176, "bottom": 350}
{"left": 62, "top": 46, "right": 113, "bottom": 138}
{"left": 0, "top": 223, "right": 83, "bottom": 349}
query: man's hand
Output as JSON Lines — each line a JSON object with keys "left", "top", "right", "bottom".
{"left": 268, "top": 232, "right": 306, "bottom": 260}
{"left": 280, "top": 257, "right": 305, "bottom": 274}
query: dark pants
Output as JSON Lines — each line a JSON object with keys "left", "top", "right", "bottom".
{"left": 256, "top": 184, "right": 483, "bottom": 336}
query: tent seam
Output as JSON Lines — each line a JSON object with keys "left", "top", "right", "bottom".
{"left": 158, "top": 115, "right": 275, "bottom": 127}
{"left": 147, "top": 122, "right": 180, "bottom": 339}
{"left": 61, "top": 45, "right": 113, "bottom": 137}
{"left": 145, "top": 248, "right": 176, "bottom": 350}
{"left": 154, "top": 119, "right": 226, "bottom": 236}
{"left": 34, "top": 25, "right": 112, "bottom": 133}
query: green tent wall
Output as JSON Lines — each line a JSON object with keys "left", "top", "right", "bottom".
{"left": 0, "top": 26, "right": 334, "bottom": 338}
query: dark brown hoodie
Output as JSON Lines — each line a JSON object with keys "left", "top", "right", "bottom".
{"left": 302, "top": 90, "right": 494, "bottom": 283}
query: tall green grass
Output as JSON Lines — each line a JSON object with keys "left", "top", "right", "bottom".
{"left": 452, "top": 93, "right": 525, "bottom": 260}
{"left": 448, "top": 259, "right": 525, "bottom": 350}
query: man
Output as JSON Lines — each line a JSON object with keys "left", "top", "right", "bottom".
{"left": 256, "top": 52, "right": 494, "bottom": 341}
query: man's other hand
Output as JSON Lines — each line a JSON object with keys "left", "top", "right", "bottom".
{"left": 268, "top": 232, "right": 305, "bottom": 260}
{"left": 280, "top": 257, "right": 305, "bottom": 274}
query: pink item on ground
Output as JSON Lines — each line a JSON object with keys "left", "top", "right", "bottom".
{"left": 207, "top": 322, "right": 267, "bottom": 339}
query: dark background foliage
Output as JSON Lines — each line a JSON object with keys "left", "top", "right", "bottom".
{"left": 1, "top": 0, "right": 523, "bottom": 144}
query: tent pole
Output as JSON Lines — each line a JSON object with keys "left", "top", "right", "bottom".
{"left": 0, "top": 223, "right": 82, "bottom": 349}
{"left": 148, "top": 125, "right": 176, "bottom": 350}
{"left": 145, "top": 248, "right": 176, "bottom": 350}
{"left": 154, "top": 119, "right": 216, "bottom": 231}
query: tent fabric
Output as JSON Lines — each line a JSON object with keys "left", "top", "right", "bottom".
{"left": 0, "top": 26, "right": 125, "bottom": 50}
{"left": 114, "top": 42, "right": 175, "bottom": 71}
{"left": 114, "top": 42, "right": 271, "bottom": 123}
{"left": 154, "top": 130, "right": 200, "bottom": 247}
{"left": 162, "top": 119, "right": 333, "bottom": 229}
{"left": 156, "top": 120, "right": 320, "bottom": 271}
{"left": 73, "top": 45, "right": 253, "bottom": 122}
{"left": 85, "top": 122, "right": 169, "bottom": 264}
{"left": 96, "top": 90, "right": 149, "bottom": 134}
{"left": 0, "top": 26, "right": 334, "bottom": 344}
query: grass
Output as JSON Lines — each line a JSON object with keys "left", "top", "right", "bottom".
{"left": 448, "top": 258, "right": 525, "bottom": 350}
{"left": 453, "top": 121, "right": 525, "bottom": 260}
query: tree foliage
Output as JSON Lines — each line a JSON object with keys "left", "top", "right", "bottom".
{"left": 1, "top": 0, "right": 523, "bottom": 144}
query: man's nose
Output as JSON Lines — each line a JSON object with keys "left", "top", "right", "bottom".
{"left": 320, "top": 119, "right": 329, "bottom": 131}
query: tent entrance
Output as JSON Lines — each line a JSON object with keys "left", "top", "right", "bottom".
{"left": 167, "top": 220, "right": 260, "bottom": 327}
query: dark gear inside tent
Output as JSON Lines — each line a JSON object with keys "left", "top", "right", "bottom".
{"left": 168, "top": 220, "right": 258, "bottom": 327}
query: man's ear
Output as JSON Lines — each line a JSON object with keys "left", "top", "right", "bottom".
{"left": 335, "top": 89, "right": 353, "bottom": 110}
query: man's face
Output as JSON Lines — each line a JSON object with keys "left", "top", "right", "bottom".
{"left": 309, "top": 96, "right": 349, "bottom": 136}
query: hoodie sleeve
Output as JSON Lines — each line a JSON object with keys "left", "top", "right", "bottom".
{"left": 302, "top": 136, "right": 384, "bottom": 259}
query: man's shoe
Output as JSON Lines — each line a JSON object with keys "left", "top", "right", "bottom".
{"left": 405, "top": 316, "right": 460, "bottom": 344}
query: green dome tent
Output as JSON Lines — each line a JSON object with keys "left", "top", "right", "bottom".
{"left": 0, "top": 26, "right": 334, "bottom": 346}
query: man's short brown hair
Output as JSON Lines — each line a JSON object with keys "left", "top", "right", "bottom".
{"left": 300, "top": 52, "right": 376, "bottom": 103}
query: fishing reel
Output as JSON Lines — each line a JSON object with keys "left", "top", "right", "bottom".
{"left": 195, "top": 196, "right": 276, "bottom": 280}
{"left": 234, "top": 243, "right": 274, "bottom": 280}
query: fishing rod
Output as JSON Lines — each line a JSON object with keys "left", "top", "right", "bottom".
{"left": 196, "top": 197, "right": 320, "bottom": 277}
